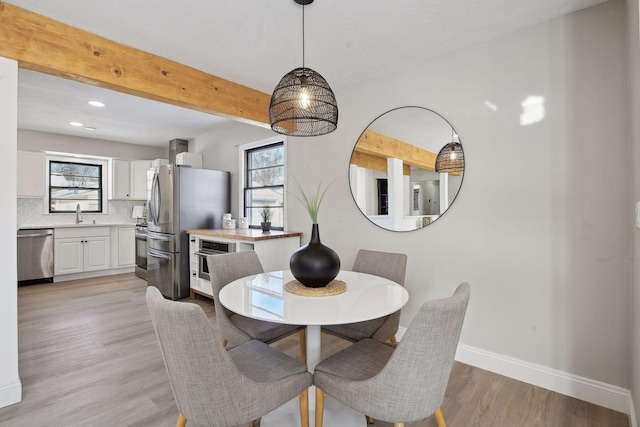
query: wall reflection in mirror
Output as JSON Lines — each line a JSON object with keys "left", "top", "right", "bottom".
{"left": 349, "top": 106, "right": 464, "bottom": 232}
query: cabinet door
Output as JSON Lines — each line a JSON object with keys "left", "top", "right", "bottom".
{"left": 84, "top": 236, "right": 111, "bottom": 271}
{"left": 118, "top": 227, "right": 136, "bottom": 267}
{"left": 54, "top": 238, "right": 83, "bottom": 275}
{"left": 17, "top": 151, "right": 45, "bottom": 198}
{"left": 110, "top": 159, "right": 130, "bottom": 200}
{"left": 130, "top": 160, "right": 152, "bottom": 200}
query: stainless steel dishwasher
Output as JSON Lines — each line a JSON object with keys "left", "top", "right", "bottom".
{"left": 17, "top": 228, "right": 54, "bottom": 285}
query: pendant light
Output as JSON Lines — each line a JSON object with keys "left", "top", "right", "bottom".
{"left": 269, "top": 0, "right": 338, "bottom": 136}
{"left": 435, "top": 130, "right": 465, "bottom": 173}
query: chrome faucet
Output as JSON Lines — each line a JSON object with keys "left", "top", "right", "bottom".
{"left": 75, "top": 203, "right": 83, "bottom": 224}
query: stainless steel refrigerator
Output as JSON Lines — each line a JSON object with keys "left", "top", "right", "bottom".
{"left": 147, "top": 164, "right": 229, "bottom": 299}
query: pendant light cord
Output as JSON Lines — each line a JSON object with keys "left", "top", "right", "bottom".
{"left": 302, "top": 3, "right": 306, "bottom": 68}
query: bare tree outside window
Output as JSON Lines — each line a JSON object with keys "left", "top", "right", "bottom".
{"left": 50, "top": 161, "right": 103, "bottom": 213}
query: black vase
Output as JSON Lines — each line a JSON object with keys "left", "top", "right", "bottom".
{"left": 289, "top": 224, "right": 341, "bottom": 288}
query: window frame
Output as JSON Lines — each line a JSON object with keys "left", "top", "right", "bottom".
{"left": 239, "top": 136, "right": 287, "bottom": 231}
{"left": 46, "top": 155, "right": 108, "bottom": 214}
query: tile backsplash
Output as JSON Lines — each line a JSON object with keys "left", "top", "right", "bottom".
{"left": 17, "top": 198, "right": 146, "bottom": 227}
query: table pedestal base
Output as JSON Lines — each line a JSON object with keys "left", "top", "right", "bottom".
{"left": 261, "top": 395, "right": 366, "bottom": 427}
{"left": 261, "top": 325, "right": 366, "bottom": 426}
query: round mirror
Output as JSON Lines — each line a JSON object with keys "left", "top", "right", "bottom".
{"left": 349, "top": 106, "right": 464, "bottom": 231}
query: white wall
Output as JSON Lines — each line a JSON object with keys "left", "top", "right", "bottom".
{"left": 627, "top": 0, "right": 640, "bottom": 421}
{"left": 18, "top": 129, "right": 167, "bottom": 160}
{"left": 0, "top": 57, "right": 21, "bottom": 407}
{"left": 285, "top": 0, "right": 631, "bottom": 390}
{"left": 192, "top": 2, "right": 631, "bottom": 392}
{"left": 191, "top": 120, "right": 275, "bottom": 219}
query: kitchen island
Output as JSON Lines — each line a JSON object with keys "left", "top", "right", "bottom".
{"left": 186, "top": 228, "right": 302, "bottom": 299}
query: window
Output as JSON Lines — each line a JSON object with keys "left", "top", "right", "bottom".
{"left": 49, "top": 160, "right": 103, "bottom": 213}
{"left": 243, "top": 141, "right": 285, "bottom": 229}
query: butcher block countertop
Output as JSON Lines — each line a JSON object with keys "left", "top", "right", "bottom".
{"left": 186, "top": 228, "right": 302, "bottom": 241}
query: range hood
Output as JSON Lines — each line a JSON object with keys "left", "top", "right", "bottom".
{"left": 169, "top": 139, "right": 188, "bottom": 164}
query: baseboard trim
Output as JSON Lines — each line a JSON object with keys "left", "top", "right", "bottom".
{"left": 0, "top": 379, "right": 21, "bottom": 409}
{"left": 395, "top": 327, "right": 630, "bottom": 414}
{"left": 54, "top": 266, "right": 134, "bottom": 282}
{"left": 396, "top": 326, "right": 407, "bottom": 341}
{"left": 455, "top": 343, "right": 630, "bottom": 414}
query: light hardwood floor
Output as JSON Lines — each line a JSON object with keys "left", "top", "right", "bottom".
{"left": 0, "top": 273, "right": 629, "bottom": 427}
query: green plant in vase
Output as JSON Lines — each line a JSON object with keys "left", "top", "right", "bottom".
{"left": 289, "top": 176, "right": 340, "bottom": 288}
{"left": 260, "top": 206, "right": 272, "bottom": 232}
{"left": 291, "top": 176, "right": 332, "bottom": 224}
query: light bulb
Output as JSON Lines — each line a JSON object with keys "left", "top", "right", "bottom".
{"left": 299, "top": 87, "right": 310, "bottom": 109}
{"left": 450, "top": 151, "right": 457, "bottom": 160}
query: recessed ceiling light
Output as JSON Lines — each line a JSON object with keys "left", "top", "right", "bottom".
{"left": 84, "top": 127, "right": 96, "bottom": 131}
{"left": 88, "top": 101, "right": 105, "bottom": 107}
{"left": 69, "top": 122, "right": 84, "bottom": 127}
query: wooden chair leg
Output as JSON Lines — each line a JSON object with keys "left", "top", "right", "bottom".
{"left": 393, "top": 423, "right": 405, "bottom": 427}
{"left": 367, "top": 415, "right": 375, "bottom": 423}
{"left": 221, "top": 338, "right": 228, "bottom": 347}
{"left": 315, "top": 387, "right": 326, "bottom": 427}
{"left": 249, "top": 422, "right": 254, "bottom": 427}
{"left": 434, "top": 407, "right": 446, "bottom": 427}
{"left": 299, "top": 329, "right": 307, "bottom": 364}
{"left": 390, "top": 335, "right": 398, "bottom": 344}
{"left": 176, "top": 413, "right": 187, "bottom": 427}
{"left": 298, "top": 388, "right": 309, "bottom": 427}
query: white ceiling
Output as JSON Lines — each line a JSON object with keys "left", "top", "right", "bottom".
{"left": 10, "top": 0, "right": 607, "bottom": 147}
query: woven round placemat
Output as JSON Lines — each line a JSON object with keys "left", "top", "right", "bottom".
{"left": 284, "top": 279, "right": 347, "bottom": 297}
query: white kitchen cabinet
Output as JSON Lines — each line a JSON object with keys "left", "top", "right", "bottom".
{"left": 176, "top": 152, "right": 202, "bottom": 168}
{"left": 151, "top": 158, "right": 168, "bottom": 170}
{"left": 54, "top": 227, "right": 110, "bottom": 275}
{"left": 17, "top": 151, "right": 45, "bottom": 198}
{"left": 54, "top": 238, "right": 83, "bottom": 275}
{"left": 109, "top": 159, "right": 131, "bottom": 200}
{"left": 117, "top": 226, "right": 135, "bottom": 267}
{"left": 110, "top": 159, "right": 153, "bottom": 200}
{"left": 84, "top": 237, "right": 111, "bottom": 271}
{"left": 130, "top": 160, "right": 152, "bottom": 200}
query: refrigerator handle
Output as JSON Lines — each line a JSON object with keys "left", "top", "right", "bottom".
{"left": 148, "top": 174, "right": 155, "bottom": 224}
{"left": 148, "top": 234, "right": 171, "bottom": 242}
{"left": 150, "top": 172, "right": 161, "bottom": 224}
{"left": 148, "top": 249, "right": 171, "bottom": 260}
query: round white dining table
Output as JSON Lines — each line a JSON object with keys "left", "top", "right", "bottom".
{"left": 219, "top": 269, "right": 409, "bottom": 427}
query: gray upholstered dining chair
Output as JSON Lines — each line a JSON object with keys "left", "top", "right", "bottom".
{"left": 207, "top": 251, "right": 307, "bottom": 362}
{"left": 146, "top": 286, "right": 313, "bottom": 427}
{"left": 322, "top": 249, "right": 407, "bottom": 343}
{"left": 314, "top": 282, "right": 470, "bottom": 427}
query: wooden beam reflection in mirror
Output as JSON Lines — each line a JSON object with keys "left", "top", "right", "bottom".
{"left": 355, "top": 129, "right": 461, "bottom": 176}
{"left": 350, "top": 150, "right": 410, "bottom": 175}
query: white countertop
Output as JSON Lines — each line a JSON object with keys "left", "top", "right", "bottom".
{"left": 18, "top": 223, "right": 137, "bottom": 230}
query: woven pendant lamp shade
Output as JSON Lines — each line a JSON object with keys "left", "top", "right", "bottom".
{"left": 435, "top": 142, "right": 465, "bottom": 173}
{"left": 269, "top": 67, "right": 338, "bottom": 136}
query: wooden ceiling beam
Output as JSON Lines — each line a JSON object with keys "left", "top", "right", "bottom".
{"left": 0, "top": 1, "right": 271, "bottom": 127}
